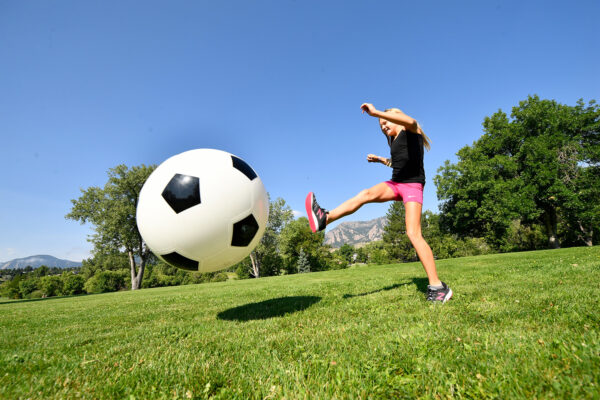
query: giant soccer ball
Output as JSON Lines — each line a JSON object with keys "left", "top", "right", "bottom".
{"left": 136, "top": 149, "right": 269, "bottom": 272}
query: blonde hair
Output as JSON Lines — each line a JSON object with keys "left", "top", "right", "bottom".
{"left": 384, "top": 108, "right": 432, "bottom": 151}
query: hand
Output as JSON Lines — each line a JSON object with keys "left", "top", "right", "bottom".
{"left": 367, "top": 154, "right": 381, "bottom": 163}
{"left": 361, "top": 103, "right": 377, "bottom": 116}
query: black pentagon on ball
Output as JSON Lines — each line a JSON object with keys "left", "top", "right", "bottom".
{"left": 232, "top": 214, "right": 259, "bottom": 247}
{"left": 231, "top": 156, "right": 257, "bottom": 181}
{"left": 161, "top": 173, "right": 200, "bottom": 214}
{"left": 161, "top": 252, "right": 199, "bottom": 271}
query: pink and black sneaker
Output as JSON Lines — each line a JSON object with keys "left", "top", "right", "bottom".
{"left": 305, "top": 192, "right": 328, "bottom": 233}
{"left": 426, "top": 282, "right": 453, "bottom": 303}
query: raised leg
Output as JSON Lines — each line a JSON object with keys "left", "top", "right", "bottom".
{"left": 326, "top": 182, "right": 396, "bottom": 225}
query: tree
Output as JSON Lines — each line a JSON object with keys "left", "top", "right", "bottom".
{"left": 40, "top": 275, "right": 63, "bottom": 297}
{"left": 337, "top": 244, "right": 355, "bottom": 264}
{"left": 84, "top": 270, "right": 127, "bottom": 294}
{"left": 35, "top": 265, "right": 49, "bottom": 278}
{"left": 435, "top": 96, "right": 599, "bottom": 249}
{"left": 382, "top": 201, "right": 415, "bottom": 262}
{"left": 361, "top": 241, "right": 390, "bottom": 265}
{"left": 19, "top": 279, "right": 38, "bottom": 298}
{"left": 297, "top": 247, "right": 311, "bottom": 273}
{"left": 67, "top": 164, "right": 156, "bottom": 290}
{"left": 80, "top": 251, "right": 131, "bottom": 280}
{"left": 248, "top": 196, "right": 293, "bottom": 278}
{"left": 279, "top": 217, "right": 330, "bottom": 273}
{"left": 62, "top": 272, "right": 86, "bottom": 295}
{"left": 1, "top": 275, "right": 22, "bottom": 299}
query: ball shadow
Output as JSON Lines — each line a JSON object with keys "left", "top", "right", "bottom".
{"left": 217, "top": 295, "right": 321, "bottom": 322}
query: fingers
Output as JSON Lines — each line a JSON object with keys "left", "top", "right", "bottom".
{"left": 360, "top": 103, "right": 373, "bottom": 114}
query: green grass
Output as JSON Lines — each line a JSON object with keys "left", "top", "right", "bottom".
{"left": 1, "top": 247, "right": 599, "bottom": 399}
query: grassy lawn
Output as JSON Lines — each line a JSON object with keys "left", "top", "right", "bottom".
{"left": 1, "top": 247, "right": 599, "bottom": 399}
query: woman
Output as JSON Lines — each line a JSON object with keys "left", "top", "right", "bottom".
{"left": 305, "top": 103, "right": 452, "bottom": 303}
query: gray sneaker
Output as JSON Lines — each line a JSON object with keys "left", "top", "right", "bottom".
{"left": 426, "top": 282, "right": 453, "bottom": 303}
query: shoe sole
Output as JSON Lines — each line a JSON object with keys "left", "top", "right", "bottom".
{"left": 305, "top": 192, "right": 318, "bottom": 233}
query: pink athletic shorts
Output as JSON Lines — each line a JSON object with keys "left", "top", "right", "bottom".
{"left": 384, "top": 181, "right": 424, "bottom": 204}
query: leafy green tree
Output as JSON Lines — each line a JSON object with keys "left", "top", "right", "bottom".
{"left": 80, "top": 251, "right": 131, "bottom": 280}
{"left": 361, "top": 241, "right": 390, "bottom": 265}
{"left": 503, "top": 219, "right": 546, "bottom": 252}
{"left": 40, "top": 276, "right": 63, "bottom": 297}
{"left": 329, "top": 251, "right": 349, "bottom": 270}
{"left": 35, "top": 265, "right": 49, "bottom": 278}
{"left": 233, "top": 257, "right": 253, "bottom": 279}
{"left": 62, "top": 273, "right": 86, "bottom": 295}
{"left": 84, "top": 270, "right": 127, "bottom": 294}
{"left": 418, "top": 210, "right": 492, "bottom": 259}
{"left": 1, "top": 275, "right": 22, "bottom": 299}
{"left": 18, "top": 279, "right": 38, "bottom": 298}
{"left": 279, "top": 217, "right": 330, "bottom": 273}
{"left": 337, "top": 244, "right": 355, "bottom": 264}
{"left": 435, "top": 96, "right": 599, "bottom": 249}
{"left": 67, "top": 164, "right": 156, "bottom": 290}
{"left": 248, "top": 196, "right": 293, "bottom": 278}
{"left": 353, "top": 246, "right": 369, "bottom": 264}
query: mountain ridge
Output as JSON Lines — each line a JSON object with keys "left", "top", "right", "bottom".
{"left": 325, "top": 216, "right": 387, "bottom": 248}
{"left": 0, "top": 255, "right": 82, "bottom": 270}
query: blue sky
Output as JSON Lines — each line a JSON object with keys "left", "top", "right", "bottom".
{"left": 1, "top": 0, "right": 598, "bottom": 262}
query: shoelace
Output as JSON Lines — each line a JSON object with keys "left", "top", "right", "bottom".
{"left": 426, "top": 288, "right": 438, "bottom": 301}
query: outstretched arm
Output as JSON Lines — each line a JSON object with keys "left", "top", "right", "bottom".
{"left": 361, "top": 103, "right": 421, "bottom": 134}
{"left": 367, "top": 154, "right": 392, "bottom": 167}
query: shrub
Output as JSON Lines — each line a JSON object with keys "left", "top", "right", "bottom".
{"left": 28, "top": 290, "right": 44, "bottom": 299}
{"left": 502, "top": 220, "right": 547, "bottom": 252}
{"left": 210, "top": 272, "right": 228, "bottom": 282}
{"left": 19, "top": 279, "right": 38, "bottom": 298}
{"left": 0, "top": 275, "right": 22, "bottom": 299}
{"left": 40, "top": 276, "right": 64, "bottom": 297}
{"left": 62, "top": 273, "right": 86, "bottom": 295}
{"left": 142, "top": 273, "right": 161, "bottom": 289}
{"left": 84, "top": 270, "right": 127, "bottom": 294}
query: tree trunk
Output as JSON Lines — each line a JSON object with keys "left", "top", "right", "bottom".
{"left": 577, "top": 221, "right": 594, "bottom": 247}
{"left": 543, "top": 208, "right": 560, "bottom": 249}
{"left": 249, "top": 252, "right": 260, "bottom": 278}
{"left": 128, "top": 250, "right": 146, "bottom": 290}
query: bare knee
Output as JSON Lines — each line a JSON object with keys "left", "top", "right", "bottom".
{"left": 356, "top": 188, "right": 375, "bottom": 203}
{"left": 407, "top": 228, "right": 422, "bottom": 243}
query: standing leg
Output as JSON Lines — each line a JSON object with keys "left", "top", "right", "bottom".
{"left": 404, "top": 201, "right": 442, "bottom": 286}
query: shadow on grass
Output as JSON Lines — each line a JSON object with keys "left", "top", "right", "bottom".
{"left": 0, "top": 293, "right": 89, "bottom": 305}
{"left": 411, "top": 277, "right": 429, "bottom": 294}
{"left": 342, "top": 277, "right": 429, "bottom": 299}
{"left": 217, "top": 296, "right": 321, "bottom": 322}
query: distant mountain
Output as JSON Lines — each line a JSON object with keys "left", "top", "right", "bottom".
{"left": 0, "top": 255, "right": 82, "bottom": 270}
{"left": 325, "top": 216, "right": 387, "bottom": 248}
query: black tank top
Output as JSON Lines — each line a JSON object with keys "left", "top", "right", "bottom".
{"left": 389, "top": 130, "right": 426, "bottom": 184}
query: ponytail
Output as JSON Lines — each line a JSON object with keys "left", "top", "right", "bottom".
{"left": 384, "top": 108, "right": 432, "bottom": 151}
